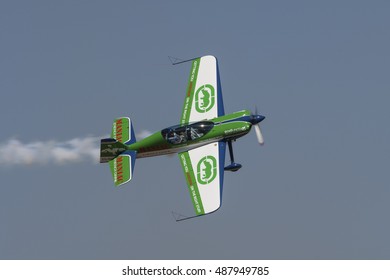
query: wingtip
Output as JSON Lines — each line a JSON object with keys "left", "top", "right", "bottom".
{"left": 171, "top": 211, "right": 203, "bottom": 222}
{"left": 171, "top": 211, "right": 186, "bottom": 222}
{"left": 168, "top": 56, "right": 201, "bottom": 65}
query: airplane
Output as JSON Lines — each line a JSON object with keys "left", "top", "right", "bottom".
{"left": 100, "top": 55, "right": 265, "bottom": 221}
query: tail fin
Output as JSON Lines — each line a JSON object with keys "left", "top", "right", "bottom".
{"left": 100, "top": 138, "right": 127, "bottom": 163}
{"left": 100, "top": 117, "right": 137, "bottom": 186}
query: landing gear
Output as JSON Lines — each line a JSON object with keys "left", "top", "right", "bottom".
{"left": 224, "top": 140, "right": 242, "bottom": 172}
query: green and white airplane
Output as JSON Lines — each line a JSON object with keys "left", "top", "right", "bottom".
{"left": 100, "top": 55, "right": 265, "bottom": 221}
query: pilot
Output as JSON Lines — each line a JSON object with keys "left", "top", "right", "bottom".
{"left": 168, "top": 131, "right": 181, "bottom": 144}
{"left": 186, "top": 127, "right": 192, "bottom": 140}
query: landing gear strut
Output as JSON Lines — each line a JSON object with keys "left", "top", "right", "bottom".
{"left": 224, "top": 140, "right": 242, "bottom": 172}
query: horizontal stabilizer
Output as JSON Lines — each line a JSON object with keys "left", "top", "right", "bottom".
{"left": 101, "top": 116, "right": 137, "bottom": 187}
{"left": 109, "top": 150, "right": 136, "bottom": 186}
{"left": 111, "top": 117, "right": 136, "bottom": 145}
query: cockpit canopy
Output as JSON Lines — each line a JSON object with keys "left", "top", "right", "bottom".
{"left": 161, "top": 121, "right": 214, "bottom": 145}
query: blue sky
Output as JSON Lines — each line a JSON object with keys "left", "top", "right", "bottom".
{"left": 1, "top": 1, "right": 390, "bottom": 259}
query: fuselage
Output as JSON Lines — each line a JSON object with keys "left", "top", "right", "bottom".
{"left": 128, "top": 110, "right": 256, "bottom": 158}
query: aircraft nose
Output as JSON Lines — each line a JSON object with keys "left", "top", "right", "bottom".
{"left": 258, "top": 115, "right": 265, "bottom": 123}
{"left": 251, "top": 115, "right": 265, "bottom": 124}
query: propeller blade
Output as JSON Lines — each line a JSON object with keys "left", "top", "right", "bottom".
{"left": 254, "top": 124, "right": 264, "bottom": 145}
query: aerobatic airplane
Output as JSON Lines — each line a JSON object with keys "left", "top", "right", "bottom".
{"left": 100, "top": 55, "right": 265, "bottom": 221}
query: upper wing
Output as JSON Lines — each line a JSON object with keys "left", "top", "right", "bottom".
{"left": 180, "top": 55, "right": 225, "bottom": 125}
{"left": 178, "top": 141, "right": 226, "bottom": 217}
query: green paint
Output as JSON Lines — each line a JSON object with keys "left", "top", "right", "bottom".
{"left": 212, "top": 110, "right": 251, "bottom": 123}
{"left": 111, "top": 117, "right": 130, "bottom": 144}
{"left": 179, "top": 152, "right": 205, "bottom": 215}
{"left": 100, "top": 139, "right": 127, "bottom": 163}
{"left": 180, "top": 58, "right": 200, "bottom": 125}
{"left": 199, "top": 121, "right": 251, "bottom": 141}
{"left": 197, "top": 155, "right": 217, "bottom": 184}
{"left": 128, "top": 117, "right": 252, "bottom": 158}
{"left": 127, "top": 131, "right": 174, "bottom": 151}
{"left": 195, "top": 84, "right": 215, "bottom": 113}
{"left": 109, "top": 154, "right": 131, "bottom": 187}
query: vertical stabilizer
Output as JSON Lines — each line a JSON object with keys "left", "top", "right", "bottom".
{"left": 100, "top": 138, "right": 127, "bottom": 163}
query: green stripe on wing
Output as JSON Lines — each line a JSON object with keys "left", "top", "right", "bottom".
{"left": 180, "top": 58, "right": 200, "bottom": 125}
{"left": 179, "top": 151, "right": 205, "bottom": 215}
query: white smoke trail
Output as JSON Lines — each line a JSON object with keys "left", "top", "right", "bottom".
{"left": 0, "top": 130, "right": 152, "bottom": 166}
{"left": 0, "top": 137, "right": 101, "bottom": 165}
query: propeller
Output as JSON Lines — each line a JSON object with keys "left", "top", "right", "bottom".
{"left": 252, "top": 106, "right": 265, "bottom": 145}
{"left": 254, "top": 123, "right": 264, "bottom": 145}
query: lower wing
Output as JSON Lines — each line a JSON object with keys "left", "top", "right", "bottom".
{"left": 177, "top": 141, "right": 226, "bottom": 220}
